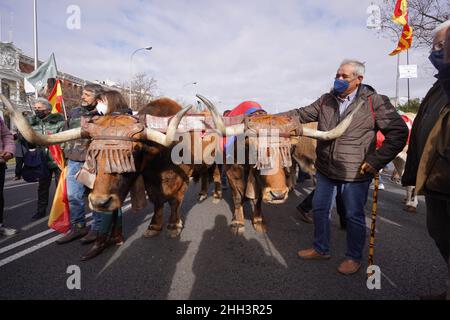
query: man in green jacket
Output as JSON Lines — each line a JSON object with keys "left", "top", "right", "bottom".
{"left": 28, "top": 98, "right": 65, "bottom": 220}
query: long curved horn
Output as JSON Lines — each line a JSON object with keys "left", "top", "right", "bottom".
{"left": 196, "top": 94, "right": 245, "bottom": 136}
{"left": 300, "top": 100, "right": 364, "bottom": 140}
{"left": 143, "top": 104, "right": 192, "bottom": 146}
{"left": 0, "top": 94, "right": 81, "bottom": 146}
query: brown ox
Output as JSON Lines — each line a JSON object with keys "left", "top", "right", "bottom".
{"left": 2, "top": 94, "right": 192, "bottom": 238}
{"left": 197, "top": 95, "right": 361, "bottom": 235}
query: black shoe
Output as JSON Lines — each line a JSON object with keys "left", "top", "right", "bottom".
{"left": 80, "top": 235, "right": 109, "bottom": 261}
{"left": 31, "top": 212, "right": 46, "bottom": 221}
{"left": 80, "top": 230, "right": 98, "bottom": 245}
{"left": 296, "top": 206, "right": 313, "bottom": 224}
{"left": 56, "top": 224, "right": 89, "bottom": 245}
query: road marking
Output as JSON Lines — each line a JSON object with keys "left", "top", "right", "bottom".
{"left": 0, "top": 213, "right": 93, "bottom": 255}
{"left": 0, "top": 203, "right": 133, "bottom": 268}
{"left": 4, "top": 182, "right": 38, "bottom": 190}
{"left": 5, "top": 199, "right": 35, "bottom": 211}
{"left": 0, "top": 234, "right": 64, "bottom": 268}
{"left": 0, "top": 198, "right": 131, "bottom": 254}
{"left": 0, "top": 228, "right": 54, "bottom": 255}
{"left": 379, "top": 216, "right": 402, "bottom": 227}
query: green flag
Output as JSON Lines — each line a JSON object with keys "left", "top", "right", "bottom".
{"left": 24, "top": 53, "right": 58, "bottom": 94}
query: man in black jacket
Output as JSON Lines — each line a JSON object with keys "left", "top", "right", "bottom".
{"left": 402, "top": 20, "right": 450, "bottom": 300}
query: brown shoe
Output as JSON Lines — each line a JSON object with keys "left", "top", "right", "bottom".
{"left": 337, "top": 259, "right": 361, "bottom": 275}
{"left": 297, "top": 248, "right": 330, "bottom": 260}
{"left": 80, "top": 235, "right": 109, "bottom": 261}
{"left": 56, "top": 224, "right": 88, "bottom": 245}
{"left": 296, "top": 207, "right": 313, "bottom": 224}
{"left": 80, "top": 230, "right": 98, "bottom": 245}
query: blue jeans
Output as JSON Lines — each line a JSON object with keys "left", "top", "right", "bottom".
{"left": 66, "top": 160, "right": 101, "bottom": 231}
{"left": 312, "top": 172, "right": 370, "bottom": 261}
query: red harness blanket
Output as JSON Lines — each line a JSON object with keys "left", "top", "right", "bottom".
{"left": 376, "top": 114, "right": 413, "bottom": 149}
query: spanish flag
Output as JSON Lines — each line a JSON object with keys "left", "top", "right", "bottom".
{"left": 47, "top": 83, "right": 71, "bottom": 233}
{"left": 48, "top": 79, "right": 64, "bottom": 114}
{"left": 389, "top": 0, "right": 413, "bottom": 56}
{"left": 48, "top": 145, "right": 70, "bottom": 233}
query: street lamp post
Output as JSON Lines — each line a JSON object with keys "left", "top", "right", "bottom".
{"left": 129, "top": 46, "right": 152, "bottom": 108}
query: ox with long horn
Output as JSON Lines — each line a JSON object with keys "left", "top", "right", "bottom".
{"left": 196, "top": 94, "right": 363, "bottom": 141}
{"left": 0, "top": 94, "right": 191, "bottom": 147}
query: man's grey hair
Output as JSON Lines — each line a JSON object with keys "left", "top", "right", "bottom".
{"left": 83, "top": 83, "right": 104, "bottom": 99}
{"left": 34, "top": 97, "right": 52, "bottom": 110}
{"left": 340, "top": 59, "right": 366, "bottom": 77}
{"left": 432, "top": 19, "right": 450, "bottom": 38}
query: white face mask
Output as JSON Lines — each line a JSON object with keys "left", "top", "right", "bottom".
{"left": 96, "top": 102, "right": 108, "bottom": 115}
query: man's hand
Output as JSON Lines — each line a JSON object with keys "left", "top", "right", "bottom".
{"left": 360, "top": 161, "right": 378, "bottom": 175}
{"left": 445, "top": 26, "right": 450, "bottom": 63}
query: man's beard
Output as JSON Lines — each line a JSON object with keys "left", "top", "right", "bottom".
{"left": 82, "top": 101, "right": 97, "bottom": 111}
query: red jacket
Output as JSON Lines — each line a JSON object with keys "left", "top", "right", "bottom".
{"left": 376, "top": 114, "right": 413, "bottom": 149}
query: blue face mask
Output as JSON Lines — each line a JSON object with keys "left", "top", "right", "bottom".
{"left": 333, "top": 79, "right": 349, "bottom": 95}
{"left": 428, "top": 49, "right": 445, "bottom": 71}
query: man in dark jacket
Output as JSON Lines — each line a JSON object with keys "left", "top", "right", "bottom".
{"left": 402, "top": 20, "right": 450, "bottom": 299}
{"left": 289, "top": 59, "right": 408, "bottom": 275}
{"left": 56, "top": 84, "right": 104, "bottom": 245}
{"left": 28, "top": 98, "right": 65, "bottom": 220}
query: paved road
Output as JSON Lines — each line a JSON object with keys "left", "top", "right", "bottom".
{"left": 0, "top": 167, "right": 447, "bottom": 300}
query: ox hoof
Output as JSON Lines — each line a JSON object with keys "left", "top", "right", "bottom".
{"left": 167, "top": 228, "right": 182, "bottom": 238}
{"left": 230, "top": 224, "right": 245, "bottom": 236}
{"left": 252, "top": 221, "right": 267, "bottom": 233}
{"left": 198, "top": 194, "right": 208, "bottom": 203}
{"left": 212, "top": 197, "right": 221, "bottom": 204}
{"left": 403, "top": 206, "right": 417, "bottom": 213}
{"left": 143, "top": 228, "right": 161, "bottom": 238}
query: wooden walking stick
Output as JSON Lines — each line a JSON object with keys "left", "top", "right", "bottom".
{"left": 367, "top": 173, "right": 379, "bottom": 276}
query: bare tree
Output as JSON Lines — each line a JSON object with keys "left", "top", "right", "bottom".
{"left": 379, "top": 0, "right": 449, "bottom": 48}
{"left": 121, "top": 72, "right": 158, "bottom": 111}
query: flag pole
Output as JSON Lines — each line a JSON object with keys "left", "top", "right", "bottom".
{"left": 33, "top": 0, "right": 38, "bottom": 98}
{"left": 406, "top": 49, "right": 410, "bottom": 107}
{"left": 395, "top": 53, "right": 400, "bottom": 108}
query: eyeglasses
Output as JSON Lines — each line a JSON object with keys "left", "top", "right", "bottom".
{"left": 431, "top": 40, "right": 445, "bottom": 52}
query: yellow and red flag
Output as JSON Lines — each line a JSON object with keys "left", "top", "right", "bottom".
{"left": 389, "top": 0, "right": 413, "bottom": 56}
{"left": 48, "top": 79, "right": 64, "bottom": 114}
{"left": 389, "top": 24, "right": 413, "bottom": 56}
{"left": 47, "top": 149, "right": 70, "bottom": 234}
{"left": 47, "top": 83, "right": 71, "bottom": 233}
{"left": 392, "top": 0, "right": 408, "bottom": 26}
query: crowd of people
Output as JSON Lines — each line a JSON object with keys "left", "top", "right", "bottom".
{"left": 0, "top": 19, "right": 448, "bottom": 299}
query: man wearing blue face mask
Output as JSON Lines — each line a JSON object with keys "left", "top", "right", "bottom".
{"left": 284, "top": 59, "right": 408, "bottom": 275}
{"left": 402, "top": 20, "right": 450, "bottom": 300}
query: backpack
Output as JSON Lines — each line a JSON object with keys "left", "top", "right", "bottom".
{"left": 22, "top": 148, "right": 49, "bottom": 182}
